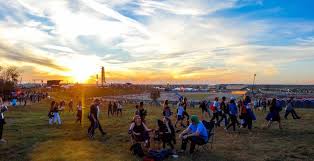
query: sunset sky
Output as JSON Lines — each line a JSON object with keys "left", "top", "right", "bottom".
{"left": 0, "top": 0, "right": 314, "bottom": 84}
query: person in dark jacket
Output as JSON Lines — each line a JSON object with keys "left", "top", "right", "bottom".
{"left": 266, "top": 98, "right": 282, "bottom": 129}
{"left": 0, "top": 104, "right": 8, "bottom": 143}
{"left": 226, "top": 97, "right": 239, "bottom": 131}
{"left": 284, "top": 97, "right": 301, "bottom": 119}
{"left": 217, "top": 96, "right": 229, "bottom": 127}
{"left": 88, "top": 99, "right": 106, "bottom": 139}
{"left": 129, "top": 115, "right": 152, "bottom": 148}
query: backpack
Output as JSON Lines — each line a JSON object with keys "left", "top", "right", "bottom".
{"left": 148, "top": 149, "right": 172, "bottom": 161}
{"left": 130, "top": 143, "right": 144, "bottom": 157}
{"left": 48, "top": 111, "right": 54, "bottom": 118}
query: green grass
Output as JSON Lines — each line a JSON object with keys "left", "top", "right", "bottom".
{"left": 1, "top": 99, "right": 314, "bottom": 161}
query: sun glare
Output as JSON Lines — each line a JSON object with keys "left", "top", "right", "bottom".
{"left": 60, "top": 56, "right": 99, "bottom": 83}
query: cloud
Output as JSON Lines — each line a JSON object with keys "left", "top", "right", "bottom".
{"left": 0, "top": 0, "right": 313, "bottom": 84}
{"left": 0, "top": 42, "right": 68, "bottom": 71}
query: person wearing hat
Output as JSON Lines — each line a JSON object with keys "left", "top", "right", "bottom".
{"left": 179, "top": 115, "right": 208, "bottom": 153}
{"left": 88, "top": 99, "right": 106, "bottom": 138}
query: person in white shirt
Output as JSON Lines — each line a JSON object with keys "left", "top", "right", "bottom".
{"left": 117, "top": 101, "right": 123, "bottom": 117}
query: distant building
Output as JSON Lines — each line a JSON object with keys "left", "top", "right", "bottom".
{"left": 47, "top": 80, "right": 62, "bottom": 87}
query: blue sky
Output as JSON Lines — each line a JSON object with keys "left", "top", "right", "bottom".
{"left": 0, "top": 0, "right": 313, "bottom": 84}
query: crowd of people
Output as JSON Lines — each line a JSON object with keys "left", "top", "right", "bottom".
{"left": 126, "top": 95, "right": 303, "bottom": 159}
{"left": 1, "top": 91, "right": 303, "bottom": 158}
{"left": 44, "top": 94, "right": 303, "bottom": 159}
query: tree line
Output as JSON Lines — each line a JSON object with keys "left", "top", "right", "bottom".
{"left": 0, "top": 66, "right": 20, "bottom": 98}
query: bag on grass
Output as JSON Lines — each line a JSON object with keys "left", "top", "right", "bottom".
{"left": 148, "top": 149, "right": 172, "bottom": 161}
{"left": 130, "top": 143, "right": 144, "bottom": 157}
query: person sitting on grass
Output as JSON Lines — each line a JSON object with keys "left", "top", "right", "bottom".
{"left": 266, "top": 98, "right": 283, "bottom": 129}
{"left": 284, "top": 97, "right": 301, "bottom": 120}
{"left": 128, "top": 115, "right": 152, "bottom": 148}
{"left": 156, "top": 117, "right": 176, "bottom": 152}
{"left": 179, "top": 115, "right": 208, "bottom": 154}
{"left": 0, "top": 104, "right": 8, "bottom": 143}
{"left": 76, "top": 101, "right": 83, "bottom": 124}
{"left": 88, "top": 99, "right": 106, "bottom": 139}
{"left": 175, "top": 102, "right": 186, "bottom": 128}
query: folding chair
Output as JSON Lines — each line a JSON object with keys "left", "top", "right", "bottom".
{"left": 197, "top": 120, "right": 215, "bottom": 151}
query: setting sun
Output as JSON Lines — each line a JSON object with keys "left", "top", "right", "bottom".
{"left": 58, "top": 55, "right": 100, "bottom": 83}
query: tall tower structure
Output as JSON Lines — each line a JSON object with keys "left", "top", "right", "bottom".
{"left": 96, "top": 74, "right": 98, "bottom": 87}
{"left": 101, "top": 66, "right": 105, "bottom": 87}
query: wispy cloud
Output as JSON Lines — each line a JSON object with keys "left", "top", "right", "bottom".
{"left": 0, "top": 0, "right": 313, "bottom": 84}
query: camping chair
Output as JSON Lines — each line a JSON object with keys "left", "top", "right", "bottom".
{"left": 196, "top": 120, "right": 215, "bottom": 151}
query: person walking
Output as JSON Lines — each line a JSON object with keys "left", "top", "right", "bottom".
{"left": 210, "top": 97, "right": 220, "bottom": 126}
{"left": 284, "top": 97, "right": 301, "bottom": 119}
{"left": 266, "top": 98, "right": 282, "bottom": 129}
{"left": 76, "top": 101, "right": 83, "bottom": 124}
{"left": 88, "top": 99, "right": 106, "bottom": 138}
{"left": 226, "top": 97, "right": 239, "bottom": 131}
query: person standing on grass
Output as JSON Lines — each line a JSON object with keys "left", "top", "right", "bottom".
{"left": 266, "top": 98, "right": 283, "bottom": 129}
{"left": 210, "top": 97, "right": 220, "bottom": 126}
{"left": 53, "top": 102, "right": 62, "bottom": 125}
{"left": 113, "top": 102, "right": 117, "bottom": 116}
{"left": 117, "top": 101, "right": 123, "bottom": 117}
{"left": 179, "top": 115, "right": 208, "bottom": 154}
{"left": 138, "top": 102, "right": 147, "bottom": 123}
{"left": 76, "top": 101, "right": 83, "bottom": 124}
{"left": 108, "top": 101, "right": 113, "bottom": 117}
{"left": 217, "top": 96, "right": 229, "bottom": 127}
{"left": 226, "top": 97, "right": 239, "bottom": 131}
{"left": 48, "top": 101, "right": 55, "bottom": 125}
{"left": 261, "top": 98, "right": 267, "bottom": 112}
{"left": 0, "top": 104, "right": 8, "bottom": 143}
{"left": 88, "top": 99, "right": 106, "bottom": 138}
{"left": 284, "top": 97, "right": 301, "bottom": 120}
{"left": 68, "top": 99, "right": 74, "bottom": 112}
{"left": 182, "top": 97, "right": 190, "bottom": 126}
{"left": 243, "top": 96, "right": 256, "bottom": 131}
{"left": 175, "top": 102, "right": 186, "bottom": 128}
{"left": 200, "top": 100, "right": 210, "bottom": 120}
{"left": 163, "top": 100, "right": 172, "bottom": 118}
